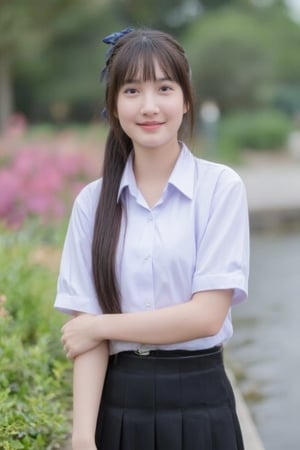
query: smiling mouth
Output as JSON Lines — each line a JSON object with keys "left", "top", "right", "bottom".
{"left": 138, "top": 122, "right": 164, "bottom": 130}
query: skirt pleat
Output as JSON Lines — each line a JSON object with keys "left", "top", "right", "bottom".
{"left": 121, "top": 410, "right": 155, "bottom": 450}
{"left": 96, "top": 406, "right": 124, "bottom": 450}
{"left": 95, "top": 348, "right": 244, "bottom": 450}
{"left": 155, "top": 409, "right": 183, "bottom": 450}
{"left": 182, "top": 408, "right": 212, "bottom": 449}
{"left": 208, "top": 404, "right": 240, "bottom": 450}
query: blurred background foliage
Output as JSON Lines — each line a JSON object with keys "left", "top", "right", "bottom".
{"left": 0, "top": 0, "right": 299, "bottom": 129}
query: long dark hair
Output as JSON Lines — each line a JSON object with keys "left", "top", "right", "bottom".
{"left": 92, "top": 29, "right": 195, "bottom": 313}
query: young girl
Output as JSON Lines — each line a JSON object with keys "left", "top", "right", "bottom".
{"left": 55, "top": 28, "right": 249, "bottom": 450}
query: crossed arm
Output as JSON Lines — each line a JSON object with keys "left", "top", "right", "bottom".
{"left": 61, "top": 289, "right": 232, "bottom": 360}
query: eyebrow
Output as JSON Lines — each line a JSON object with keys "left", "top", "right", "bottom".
{"left": 123, "top": 76, "right": 174, "bottom": 84}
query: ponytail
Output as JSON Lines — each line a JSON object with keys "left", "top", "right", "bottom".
{"left": 92, "top": 129, "right": 131, "bottom": 313}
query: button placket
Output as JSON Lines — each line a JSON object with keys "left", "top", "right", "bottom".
{"left": 140, "top": 212, "right": 155, "bottom": 311}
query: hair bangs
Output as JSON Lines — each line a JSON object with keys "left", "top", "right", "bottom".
{"left": 115, "top": 40, "right": 182, "bottom": 87}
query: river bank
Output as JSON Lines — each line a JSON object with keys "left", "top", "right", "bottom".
{"left": 232, "top": 153, "right": 300, "bottom": 449}
{"left": 228, "top": 230, "right": 300, "bottom": 450}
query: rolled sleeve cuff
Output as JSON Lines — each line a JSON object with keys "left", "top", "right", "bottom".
{"left": 192, "top": 272, "right": 248, "bottom": 306}
{"left": 54, "top": 294, "right": 102, "bottom": 315}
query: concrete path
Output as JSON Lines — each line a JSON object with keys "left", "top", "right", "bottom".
{"left": 227, "top": 370, "right": 265, "bottom": 450}
{"left": 234, "top": 152, "right": 300, "bottom": 230}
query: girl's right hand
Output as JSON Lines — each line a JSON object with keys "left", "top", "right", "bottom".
{"left": 61, "top": 313, "right": 101, "bottom": 359}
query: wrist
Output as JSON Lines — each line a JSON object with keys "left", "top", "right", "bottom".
{"left": 95, "top": 313, "right": 110, "bottom": 341}
{"left": 90, "top": 314, "right": 104, "bottom": 343}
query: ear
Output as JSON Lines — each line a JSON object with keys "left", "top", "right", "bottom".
{"left": 183, "top": 102, "right": 189, "bottom": 114}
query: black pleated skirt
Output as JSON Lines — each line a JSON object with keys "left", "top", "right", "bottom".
{"left": 95, "top": 346, "right": 244, "bottom": 450}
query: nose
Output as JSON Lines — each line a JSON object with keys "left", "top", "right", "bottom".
{"left": 140, "top": 91, "right": 160, "bottom": 115}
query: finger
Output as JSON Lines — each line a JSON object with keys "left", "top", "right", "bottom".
{"left": 66, "top": 349, "right": 75, "bottom": 360}
{"left": 61, "top": 318, "right": 71, "bottom": 332}
{"left": 64, "top": 345, "right": 73, "bottom": 360}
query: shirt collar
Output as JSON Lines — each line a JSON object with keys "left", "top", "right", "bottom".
{"left": 117, "top": 143, "right": 195, "bottom": 202}
{"left": 167, "top": 143, "right": 195, "bottom": 200}
{"left": 117, "top": 152, "right": 136, "bottom": 202}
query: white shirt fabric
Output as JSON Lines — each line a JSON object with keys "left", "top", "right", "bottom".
{"left": 54, "top": 143, "right": 249, "bottom": 355}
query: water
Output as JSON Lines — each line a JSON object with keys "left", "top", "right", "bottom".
{"left": 228, "top": 231, "right": 300, "bottom": 450}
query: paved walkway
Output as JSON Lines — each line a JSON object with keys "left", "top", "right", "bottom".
{"left": 227, "top": 370, "right": 265, "bottom": 450}
{"left": 234, "top": 152, "right": 300, "bottom": 230}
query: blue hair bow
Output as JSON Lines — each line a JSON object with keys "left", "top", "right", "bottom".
{"left": 100, "top": 27, "right": 134, "bottom": 116}
{"left": 100, "top": 27, "right": 134, "bottom": 82}
{"left": 103, "top": 27, "right": 134, "bottom": 46}
{"left": 102, "top": 27, "right": 134, "bottom": 59}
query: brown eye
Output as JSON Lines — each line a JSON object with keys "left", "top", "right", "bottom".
{"left": 125, "top": 88, "right": 138, "bottom": 94}
{"left": 160, "top": 85, "right": 172, "bottom": 92}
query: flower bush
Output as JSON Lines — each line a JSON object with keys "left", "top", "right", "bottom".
{"left": 0, "top": 126, "right": 102, "bottom": 228}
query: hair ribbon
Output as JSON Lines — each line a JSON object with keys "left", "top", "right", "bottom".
{"left": 102, "top": 27, "right": 134, "bottom": 60}
{"left": 100, "top": 27, "right": 134, "bottom": 117}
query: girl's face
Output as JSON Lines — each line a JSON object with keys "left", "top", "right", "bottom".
{"left": 116, "top": 60, "right": 187, "bottom": 153}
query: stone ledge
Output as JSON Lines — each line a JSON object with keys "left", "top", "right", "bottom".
{"left": 227, "top": 369, "right": 265, "bottom": 450}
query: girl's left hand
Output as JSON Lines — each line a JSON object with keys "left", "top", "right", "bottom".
{"left": 61, "top": 314, "right": 101, "bottom": 359}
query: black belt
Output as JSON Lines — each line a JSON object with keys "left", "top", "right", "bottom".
{"left": 110, "top": 346, "right": 223, "bottom": 372}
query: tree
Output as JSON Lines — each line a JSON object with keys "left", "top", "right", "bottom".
{"left": 0, "top": 0, "right": 103, "bottom": 131}
{"left": 23, "top": 3, "right": 122, "bottom": 123}
{"left": 183, "top": 6, "right": 300, "bottom": 113}
{"left": 112, "top": 0, "right": 193, "bottom": 33}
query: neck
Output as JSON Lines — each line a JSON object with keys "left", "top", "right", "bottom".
{"left": 133, "top": 141, "right": 181, "bottom": 184}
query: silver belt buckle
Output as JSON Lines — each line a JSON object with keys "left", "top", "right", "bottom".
{"left": 134, "top": 348, "right": 150, "bottom": 356}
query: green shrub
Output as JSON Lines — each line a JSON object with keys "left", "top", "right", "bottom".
{"left": 0, "top": 225, "right": 71, "bottom": 449}
{"left": 219, "top": 109, "right": 292, "bottom": 152}
{"left": 0, "top": 226, "right": 64, "bottom": 345}
{"left": 0, "top": 325, "right": 71, "bottom": 450}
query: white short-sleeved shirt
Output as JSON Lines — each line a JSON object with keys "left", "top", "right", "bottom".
{"left": 55, "top": 143, "right": 249, "bottom": 354}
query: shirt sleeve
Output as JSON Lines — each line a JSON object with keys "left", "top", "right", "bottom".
{"left": 54, "top": 183, "right": 102, "bottom": 315}
{"left": 192, "top": 168, "right": 249, "bottom": 305}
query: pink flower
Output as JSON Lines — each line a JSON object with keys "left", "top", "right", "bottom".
{"left": 0, "top": 135, "right": 100, "bottom": 228}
